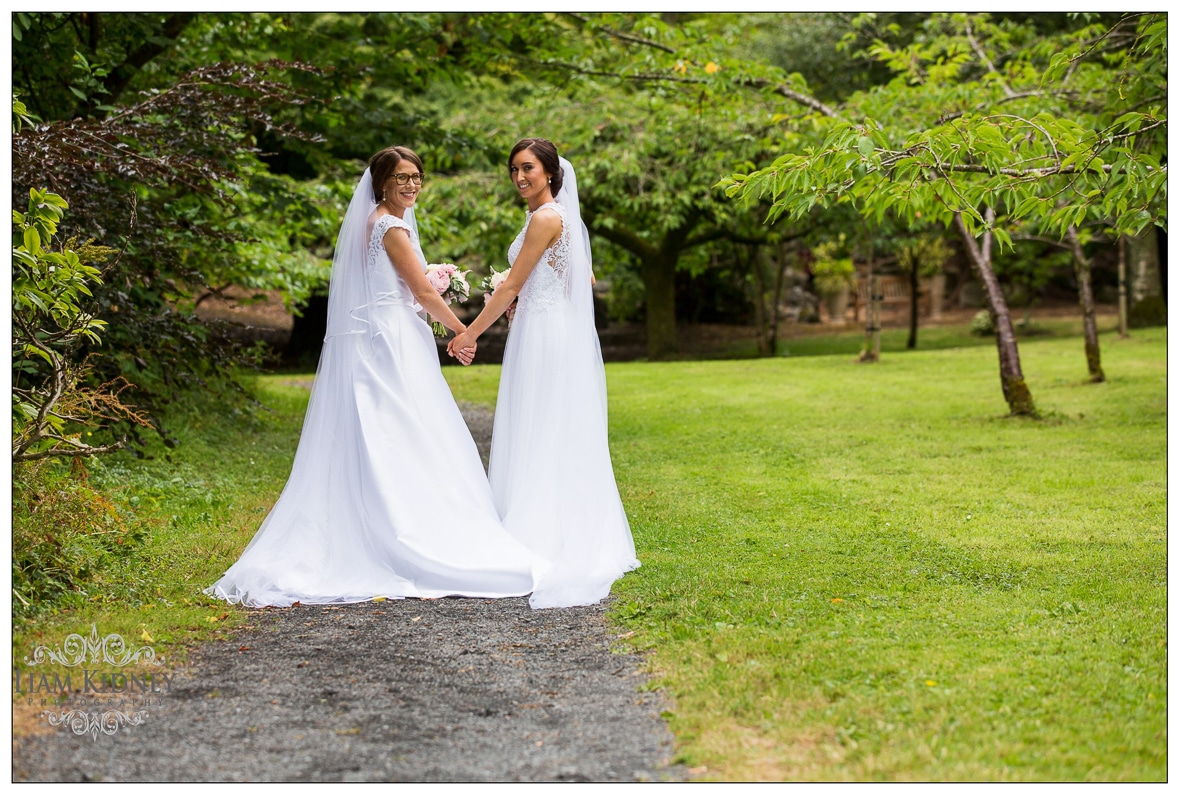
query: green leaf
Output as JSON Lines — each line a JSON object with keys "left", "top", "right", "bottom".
{"left": 23, "top": 344, "right": 53, "bottom": 365}
{"left": 857, "top": 135, "right": 874, "bottom": 158}
{"left": 23, "top": 227, "right": 40, "bottom": 253}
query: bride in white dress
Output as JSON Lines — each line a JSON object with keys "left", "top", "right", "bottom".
{"left": 448, "top": 138, "right": 640, "bottom": 608}
{"left": 206, "top": 146, "right": 545, "bottom": 607}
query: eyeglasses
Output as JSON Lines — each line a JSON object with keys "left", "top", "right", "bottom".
{"left": 392, "top": 172, "right": 424, "bottom": 185}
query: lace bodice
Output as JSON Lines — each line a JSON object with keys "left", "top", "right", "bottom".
{"left": 367, "top": 212, "right": 425, "bottom": 307}
{"left": 507, "top": 202, "right": 570, "bottom": 314}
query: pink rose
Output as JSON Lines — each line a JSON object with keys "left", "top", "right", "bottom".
{"left": 426, "top": 268, "right": 451, "bottom": 294}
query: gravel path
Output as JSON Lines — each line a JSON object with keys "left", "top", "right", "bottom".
{"left": 12, "top": 403, "right": 683, "bottom": 783}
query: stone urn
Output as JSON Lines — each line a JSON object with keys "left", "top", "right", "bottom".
{"left": 823, "top": 283, "right": 850, "bottom": 325}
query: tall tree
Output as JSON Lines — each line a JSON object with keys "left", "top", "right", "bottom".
{"left": 725, "top": 13, "right": 1166, "bottom": 414}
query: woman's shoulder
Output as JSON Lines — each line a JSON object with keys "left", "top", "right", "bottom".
{"left": 370, "top": 211, "right": 413, "bottom": 241}
{"left": 527, "top": 202, "right": 565, "bottom": 233}
{"left": 530, "top": 201, "right": 566, "bottom": 219}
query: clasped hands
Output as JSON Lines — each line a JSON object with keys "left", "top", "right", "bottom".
{"left": 447, "top": 328, "right": 477, "bottom": 366}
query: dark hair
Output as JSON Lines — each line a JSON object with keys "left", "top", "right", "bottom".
{"left": 368, "top": 146, "right": 425, "bottom": 202}
{"left": 508, "top": 137, "right": 563, "bottom": 197}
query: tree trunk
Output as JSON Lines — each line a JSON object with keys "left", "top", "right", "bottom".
{"left": 953, "top": 210, "right": 1036, "bottom": 416}
{"left": 906, "top": 260, "right": 920, "bottom": 349}
{"left": 747, "top": 245, "right": 770, "bottom": 356}
{"left": 1128, "top": 224, "right": 1162, "bottom": 305}
{"left": 859, "top": 242, "right": 879, "bottom": 362}
{"left": 930, "top": 272, "right": 945, "bottom": 320}
{"left": 1117, "top": 235, "right": 1129, "bottom": 338}
{"left": 871, "top": 276, "right": 882, "bottom": 361}
{"left": 767, "top": 244, "right": 787, "bottom": 356}
{"left": 1066, "top": 226, "right": 1105, "bottom": 383}
{"left": 643, "top": 250, "right": 679, "bottom": 360}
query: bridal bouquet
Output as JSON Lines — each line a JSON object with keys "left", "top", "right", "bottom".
{"left": 425, "top": 263, "right": 472, "bottom": 336}
{"left": 482, "top": 267, "right": 517, "bottom": 325}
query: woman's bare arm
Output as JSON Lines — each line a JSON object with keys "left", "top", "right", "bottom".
{"left": 382, "top": 225, "right": 466, "bottom": 335}
{"left": 446, "top": 208, "right": 561, "bottom": 356}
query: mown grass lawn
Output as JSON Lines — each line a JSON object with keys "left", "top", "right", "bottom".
{"left": 14, "top": 326, "right": 1165, "bottom": 781}
{"left": 447, "top": 327, "right": 1167, "bottom": 781}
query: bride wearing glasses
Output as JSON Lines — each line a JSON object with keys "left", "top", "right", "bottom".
{"left": 207, "top": 146, "right": 545, "bottom": 607}
{"left": 448, "top": 137, "right": 639, "bottom": 608}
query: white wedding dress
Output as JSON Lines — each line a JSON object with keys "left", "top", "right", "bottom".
{"left": 206, "top": 175, "right": 545, "bottom": 607}
{"left": 490, "top": 160, "right": 640, "bottom": 609}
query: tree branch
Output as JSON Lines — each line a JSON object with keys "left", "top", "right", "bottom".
{"left": 939, "top": 89, "right": 1079, "bottom": 124}
{"left": 522, "top": 60, "right": 845, "bottom": 122}
{"left": 770, "top": 84, "right": 844, "bottom": 121}
{"left": 99, "top": 12, "right": 197, "bottom": 106}
{"left": 14, "top": 436, "right": 127, "bottom": 463}
{"left": 965, "top": 18, "right": 1015, "bottom": 99}
{"left": 523, "top": 57, "right": 700, "bottom": 85}
{"left": 564, "top": 13, "right": 677, "bottom": 53}
{"left": 584, "top": 212, "right": 658, "bottom": 262}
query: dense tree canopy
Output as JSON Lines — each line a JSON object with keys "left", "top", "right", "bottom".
{"left": 11, "top": 12, "right": 1163, "bottom": 437}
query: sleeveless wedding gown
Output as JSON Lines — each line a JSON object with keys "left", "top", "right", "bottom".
{"left": 206, "top": 212, "right": 545, "bottom": 606}
{"left": 490, "top": 200, "right": 640, "bottom": 609}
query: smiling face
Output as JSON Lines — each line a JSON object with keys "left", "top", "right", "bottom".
{"left": 382, "top": 158, "right": 422, "bottom": 215}
{"left": 509, "top": 147, "right": 553, "bottom": 207}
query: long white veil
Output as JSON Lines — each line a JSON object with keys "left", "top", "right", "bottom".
{"left": 323, "top": 168, "right": 376, "bottom": 340}
{"left": 213, "top": 168, "right": 390, "bottom": 576}
{"left": 324, "top": 168, "right": 419, "bottom": 343}
{"left": 555, "top": 156, "right": 606, "bottom": 407}
{"left": 513, "top": 156, "right": 639, "bottom": 609}
{"left": 557, "top": 155, "right": 611, "bottom": 452}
